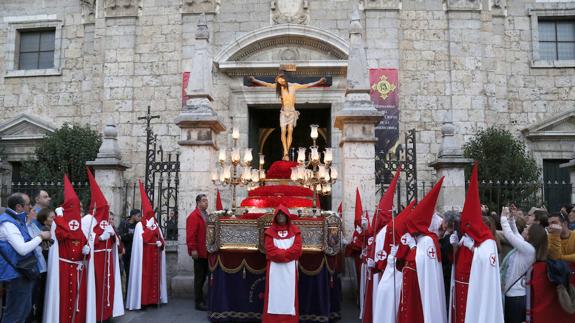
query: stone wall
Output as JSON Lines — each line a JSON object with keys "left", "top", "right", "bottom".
{"left": 0, "top": 0, "right": 574, "bottom": 199}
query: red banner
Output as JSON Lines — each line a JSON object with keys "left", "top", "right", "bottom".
{"left": 369, "top": 69, "right": 399, "bottom": 157}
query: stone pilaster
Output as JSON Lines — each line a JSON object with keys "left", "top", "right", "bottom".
{"left": 172, "top": 15, "right": 225, "bottom": 297}
{"left": 560, "top": 159, "right": 575, "bottom": 204}
{"left": 86, "top": 122, "right": 129, "bottom": 225}
{"left": 334, "top": 6, "right": 383, "bottom": 240}
{"left": 429, "top": 123, "right": 472, "bottom": 212}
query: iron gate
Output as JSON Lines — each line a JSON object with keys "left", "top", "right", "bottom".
{"left": 375, "top": 128, "right": 418, "bottom": 208}
{"left": 139, "top": 106, "right": 180, "bottom": 240}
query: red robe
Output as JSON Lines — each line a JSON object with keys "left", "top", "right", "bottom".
{"left": 262, "top": 208, "right": 303, "bottom": 323}
{"left": 452, "top": 246, "right": 473, "bottom": 323}
{"left": 141, "top": 226, "right": 164, "bottom": 306}
{"left": 93, "top": 232, "right": 116, "bottom": 321}
{"left": 55, "top": 217, "right": 89, "bottom": 323}
{"left": 398, "top": 247, "right": 424, "bottom": 323}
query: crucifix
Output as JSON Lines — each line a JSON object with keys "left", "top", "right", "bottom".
{"left": 138, "top": 106, "right": 160, "bottom": 192}
{"left": 245, "top": 65, "right": 331, "bottom": 160}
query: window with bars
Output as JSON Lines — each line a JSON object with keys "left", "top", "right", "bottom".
{"left": 538, "top": 18, "right": 575, "bottom": 61}
{"left": 17, "top": 29, "right": 56, "bottom": 70}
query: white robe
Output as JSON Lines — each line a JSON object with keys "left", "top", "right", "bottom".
{"left": 415, "top": 235, "right": 447, "bottom": 323}
{"left": 43, "top": 221, "right": 97, "bottom": 323}
{"left": 464, "top": 239, "right": 504, "bottom": 323}
{"left": 373, "top": 259, "right": 402, "bottom": 323}
{"left": 126, "top": 222, "right": 168, "bottom": 310}
{"left": 82, "top": 216, "right": 125, "bottom": 318}
{"left": 372, "top": 225, "right": 387, "bottom": 316}
{"left": 267, "top": 236, "right": 297, "bottom": 315}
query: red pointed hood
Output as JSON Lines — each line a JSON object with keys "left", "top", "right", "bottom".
{"left": 266, "top": 204, "right": 300, "bottom": 239}
{"left": 354, "top": 188, "right": 363, "bottom": 227}
{"left": 337, "top": 201, "right": 342, "bottom": 216}
{"left": 460, "top": 162, "right": 494, "bottom": 245}
{"left": 62, "top": 174, "right": 81, "bottom": 223}
{"left": 374, "top": 168, "right": 400, "bottom": 232}
{"left": 215, "top": 190, "right": 223, "bottom": 211}
{"left": 406, "top": 177, "right": 444, "bottom": 236}
{"left": 87, "top": 168, "right": 110, "bottom": 228}
{"left": 381, "top": 200, "right": 416, "bottom": 267}
{"left": 138, "top": 180, "right": 155, "bottom": 223}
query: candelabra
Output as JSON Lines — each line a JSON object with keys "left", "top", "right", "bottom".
{"left": 290, "top": 125, "right": 338, "bottom": 208}
{"left": 212, "top": 127, "right": 266, "bottom": 211}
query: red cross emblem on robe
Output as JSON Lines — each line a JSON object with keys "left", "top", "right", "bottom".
{"left": 68, "top": 219, "right": 80, "bottom": 231}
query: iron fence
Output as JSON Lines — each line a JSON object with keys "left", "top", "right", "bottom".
{"left": 1, "top": 181, "right": 91, "bottom": 209}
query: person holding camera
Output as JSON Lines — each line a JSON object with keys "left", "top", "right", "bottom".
{"left": 0, "top": 193, "right": 51, "bottom": 323}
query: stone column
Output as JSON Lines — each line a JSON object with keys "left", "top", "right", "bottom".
{"left": 172, "top": 13, "right": 225, "bottom": 297}
{"left": 86, "top": 122, "right": 129, "bottom": 225}
{"left": 334, "top": 6, "right": 383, "bottom": 240}
{"left": 429, "top": 123, "right": 472, "bottom": 212}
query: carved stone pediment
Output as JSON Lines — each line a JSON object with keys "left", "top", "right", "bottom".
{"left": 523, "top": 109, "right": 575, "bottom": 141}
{"left": 271, "top": 0, "right": 309, "bottom": 25}
{"left": 214, "top": 24, "right": 349, "bottom": 76}
{"left": 0, "top": 114, "right": 56, "bottom": 161}
{"left": 181, "top": 0, "right": 220, "bottom": 14}
{"left": 105, "top": 0, "right": 140, "bottom": 17}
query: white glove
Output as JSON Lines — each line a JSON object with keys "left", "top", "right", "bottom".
{"left": 401, "top": 233, "right": 416, "bottom": 249}
{"left": 99, "top": 231, "right": 111, "bottom": 241}
{"left": 82, "top": 245, "right": 90, "bottom": 255}
{"left": 55, "top": 207, "right": 64, "bottom": 216}
{"left": 390, "top": 244, "right": 399, "bottom": 258}
{"left": 459, "top": 235, "right": 475, "bottom": 250}
{"left": 104, "top": 224, "right": 115, "bottom": 235}
{"left": 367, "top": 258, "right": 375, "bottom": 268}
{"left": 449, "top": 231, "right": 459, "bottom": 246}
{"left": 156, "top": 241, "right": 162, "bottom": 248}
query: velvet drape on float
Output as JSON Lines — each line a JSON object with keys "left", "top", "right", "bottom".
{"left": 207, "top": 252, "right": 341, "bottom": 323}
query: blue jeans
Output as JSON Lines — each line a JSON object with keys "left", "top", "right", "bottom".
{"left": 2, "top": 276, "right": 35, "bottom": 323}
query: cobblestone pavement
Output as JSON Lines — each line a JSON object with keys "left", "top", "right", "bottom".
{"left": 114, "top": 297, "right": 359, "bottom": 323}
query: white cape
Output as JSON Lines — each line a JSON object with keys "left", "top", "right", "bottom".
{"left": 43, "top": 221, "right": 96, "bottom": 323}
{"left": 359, "top": 262, "right": 366, "bottom": 319}
{"left": 373, "top": 259, "right": 402, "bottom": 323}
{"left": 267, "top": 236, "right": 296, "bottom": 315}
{"left": 415, "top": 235, "right": 447, "bottom": 323}
{"left": 126, "top": 222, "right": 168, "bottom": 310}
{"left": 372, "top": 225, "right": 387, "bottom": 316}
{"left": 83, "top": 215, "right": 125, "bottom": 318}
{"left": 464, "top": 239, "right": 504, "bottom": 323}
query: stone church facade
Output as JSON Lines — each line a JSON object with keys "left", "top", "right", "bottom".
{"left": 1, "top": 0, "right": 575, "bottom": 292}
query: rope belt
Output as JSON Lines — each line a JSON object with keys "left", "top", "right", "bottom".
{"left": 59, "top": 258, "right": 84, "bottom": 312}
{"left": 455, "top": 280, "right": 469, "bottom": 285}
{"left": 94, "top": 249, "right": 113, "bottom": 253}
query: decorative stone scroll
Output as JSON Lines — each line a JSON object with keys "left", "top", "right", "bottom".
{"left": 105, "top": 0, "right": 140, "bottom": 17}
{"left": 81, "top": 0, "right": 96, "bottom": 23}
{"left": 181, "top": 0, "right": 221, "bottom": 15}
{"left": 271, "top": 0, "right": 310, "bottom": 25}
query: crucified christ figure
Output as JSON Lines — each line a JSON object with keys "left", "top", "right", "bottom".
{"left": 249, "top": 73, "right": 326, "bottom": 160}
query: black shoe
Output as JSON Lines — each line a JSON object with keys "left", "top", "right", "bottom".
{"left": 195, "top": 302, "right": 207, "bottom": 311}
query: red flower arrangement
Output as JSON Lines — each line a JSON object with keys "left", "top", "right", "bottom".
{"left": 240, "top": 196, "right": 313, "bottom": 208}
{"left": 266, "top": 160, "right": 299, "bottom": 179}
{"left": 248, "top": 185, "right": 313, "bottom": 198}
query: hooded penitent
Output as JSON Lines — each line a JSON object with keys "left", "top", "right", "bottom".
{"left": 262, "top": 205, "right": 303, "bottom": 323}
{"left": 450, "top": 162, "right": 503, "bottom": 323}
{"left": 398, "top": 178, "right": 446, "bottom": 323}
{"left": 362, "top": 168, "right": 401, "bottom": 323}
{"left": 85, "top": 169, "right": 124, "bottom": 320}
{"left": 43, "top": 175, "right": 96, "bottom": 323}
{"left": 126, "top": 180, "right": 168, "bottom": 310}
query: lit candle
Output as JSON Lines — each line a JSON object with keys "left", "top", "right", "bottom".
{"left": 324, "top": 148, "right": 333, "bottom": 164}
{"left": 325, "top": 168, "right": 331, "bottom": 181}
{"left": 259, "top": 170, "right": 266, "bottom": 180}
{"left": 259, "top": 154, "right": 265, "bottom": 166}
{"left": 310, "top": 124, "right": 319, "bottom": 140}
{"left": 310, "top": 147, "right": 319, "bottom": 162}
{"left": 218, "top": 148, "right": 226, "bottom": 163}
{"left": 223, "top": 166, "right": 231, "bottom": 180}
{"left": 243, "top": 148, "right": 253, "bottom": 164}
{"left": 231, "top": 147, "right": 240, "bottom": 163}
{"left": 318, "top": 165, "right": 326, "bottom": 179}
{"left": 232, "top": 127, "right": 240, "bottom": 140}
{"left": 330, "top": 167, "right": 338, "bottom": 180}
{"left": 219, "top": 171, "right": 225, "bottom": 183}
{"left": 316, "top": 184, "right": 322, "bottom": 192}
{"left": 251, "top": 169, "right": 259, "bottom": 182}
{"left": 325, "top": 183, "right": 331, "bottom": 193}
{"left": 297, "top": 147, "right": 306, "bottom": 164}
{"left": 290, "top": 167, "right": 297, "bottom": 181}
{"left": 211, "top": 170, "right": 218, "bottom": 182}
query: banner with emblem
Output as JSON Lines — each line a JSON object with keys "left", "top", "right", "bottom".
{"left": 369, "top": 68, "right": 399, "bottom": 156}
